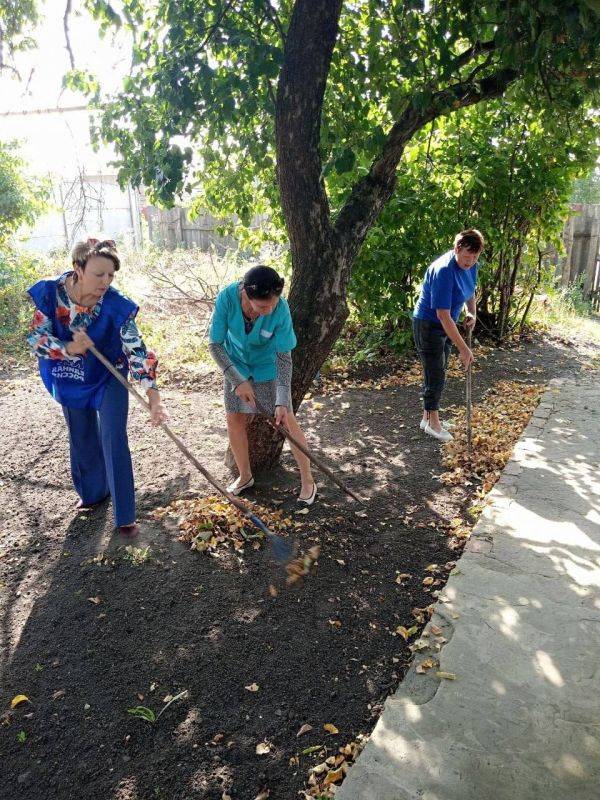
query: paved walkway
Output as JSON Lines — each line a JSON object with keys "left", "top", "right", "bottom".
{"left": 338, "top": 375, "right": 600, "bottom": 800}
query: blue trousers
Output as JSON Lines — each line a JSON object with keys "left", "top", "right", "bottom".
{"left": 62, "top": 375, "right": 135, "bottom": 527}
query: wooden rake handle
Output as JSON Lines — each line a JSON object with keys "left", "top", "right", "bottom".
{"left": 88, "top": 344, "right": 267, "bottom": 521}
{"left": 252, "top": 397, "right": 365, "bottom": 504}
{"left": 466, "top": 328, "right": 473, "bottom": 457}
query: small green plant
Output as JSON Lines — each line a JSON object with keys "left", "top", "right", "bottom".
{"left": 17, "top": 730, "right": 27, "bottom": 743}
{"left": 123, "top": 545, "right": 152, "bottom": 565}
{"left": 33, "top": 663, "right": 44, "bottom": 672}
{"left": 127, "top": 689, "right": 189, "bottom": 725}
{"left": 127, "top": 705, "right": 156, "bottom": 724}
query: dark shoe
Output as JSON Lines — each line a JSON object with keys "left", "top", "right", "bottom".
{"left": 118, "top": 523, "right": 139, "bottom": 536}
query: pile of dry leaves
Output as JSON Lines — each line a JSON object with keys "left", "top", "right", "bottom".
{"left": 301, "top": 736, "right": 369, "bottom": 798}
{"left": 441, "top": 379, "right": 544, "bottom": 492}
{"left": 151, "top": 495, "right": 293, "bottom": 556}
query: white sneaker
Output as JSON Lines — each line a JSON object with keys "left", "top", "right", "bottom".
{"left": 297, "top": 483, "right": 318, "bottom": 506}
{"left": 420, "top": 419, "right": 453, "bottom": 431}
{"left": 424, "top": 424, "right": 453, "bottom": 443}
{"left": 227, "top": 476, "right": 255, "bottom": 495}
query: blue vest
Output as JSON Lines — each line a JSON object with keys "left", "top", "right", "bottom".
{"left": 28, "top": 275, "right": 138, "bottom": 409}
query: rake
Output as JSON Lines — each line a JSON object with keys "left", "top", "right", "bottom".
{"left": 251, "top": 397, "right": 365, "bottom": 504}
{"left": 88, "top": 344, "right": 295, "bottom": 564}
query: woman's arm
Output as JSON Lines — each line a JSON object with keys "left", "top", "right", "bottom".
{"left": 275, "top": 351, "right": 292, "bottom": 406}
{"left": 436, "top": 309, "right": 473, "bottom": 368}
{"left": 274, "top": 351, "right": 292, "bottom": 425}
{"left": 120, "top": 315, "right": 167, "bottom": 424}
{"left": 208, "top": 342, "right": 246, "bottom": 387}
{"left": 464, "top": 295, "right": 477, "bottom": 330}
{"left": 27, "top": 309, "right": 75, "bottom": 360}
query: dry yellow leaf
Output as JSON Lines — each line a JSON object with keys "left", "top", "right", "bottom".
{"left": 323, "top": 723, "right": 339, "bottom": 734}
{"left": 323, "top": 767, "right": 344, "bottom": 785}
{"left": 422, "top": 577, "right": 434, "bottom": 586}
{"left": 255, "top": 741, "right": 271, "bottom": 755}
{"left": 436, "top": 671, "right": 457, "bottom": 680}
{"left": 10, "top": 695, "right": 29, "bottom": 709}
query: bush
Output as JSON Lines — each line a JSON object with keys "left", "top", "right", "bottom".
{"left": 0, "top": 248, "right": 47, "bottom": 365}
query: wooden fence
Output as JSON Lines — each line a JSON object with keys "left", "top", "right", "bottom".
{"left": 560, "top": 204, "right": 600, "bottom": 305}
{"left": 145, "top": 207, "right": 267, "bottom": 252}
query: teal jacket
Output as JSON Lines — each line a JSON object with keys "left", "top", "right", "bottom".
{"left": 209, "top": 281, "right": 297, "bottom": 382}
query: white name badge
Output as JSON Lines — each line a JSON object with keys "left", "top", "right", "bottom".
{"left": 260, "top": 329, "right": 274, "bottom": 339}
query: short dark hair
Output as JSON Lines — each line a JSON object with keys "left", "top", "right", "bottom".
{"left": 71, "top": 239, "right": 121, "bottom": 271}
{"left": 243, "top": 265, "right": 284, "bottom": 299}
{"left": 454, "top": 229, "right": 485, "bottom": 253}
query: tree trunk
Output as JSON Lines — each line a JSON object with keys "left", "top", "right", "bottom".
{"left": 243, "top": 0, "right": 520, "bottom": 472}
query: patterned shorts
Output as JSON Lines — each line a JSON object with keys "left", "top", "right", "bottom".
{"left": 223, "top": 378, "right": 292, "bottom": 415}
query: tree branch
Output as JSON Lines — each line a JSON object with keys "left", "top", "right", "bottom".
{"left": 64, "top": 0, "right": 75, "bottom": 70}
{"left": 335, "top": 66, "right": 519, "bottom": 262}
{"left": 261, "top": 0, "right": 286, "bottom": 45}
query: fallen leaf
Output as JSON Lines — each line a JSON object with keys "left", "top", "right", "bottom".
{"left": 295, "top": 507, "right": 309, "bottom": 515}
{"left": 323, "top": 767, "right": 344, "bottom": 785}
{"left": 416, "top": 658, "right": 437, "bottom": 674}
{"left": 254, "top": 792, "right": 270, "bottom": 800}
{"left": 245, "top": 683, "right": 259, "bottom": 692}
{"left": 296, "top": 723, "right": 313, "bottom": 737}
{"left": 323, "top": 723, "right": 339, "bottom": 734}
{"left": 301, "top": 744, "right": 323, "bottom": 755}
{"left": 87, "top": 596, "right": 102, "bottom": 605}
{"left": 436, "top": 671, "right": 457, "bottom": 680}
{"left": 52, "top": 689, "right": 66, "bottom": 700}
{"left": 268, "top": 584, "right": 278, "bottom": 597}
{"left": 422, "top": 577, "right": 434, "bottom": 586}
{"left": 256, "top": 741, "right": 271, "bottom": 755}
{"left": 10, "top": 695, "right": 29, "bottom": 709}
{"left": 395, "top": 625, "right": 418, "bottom": 640}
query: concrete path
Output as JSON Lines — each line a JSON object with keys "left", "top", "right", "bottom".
{"left": 338, "top": 375, "right": 600, "bottom": 800}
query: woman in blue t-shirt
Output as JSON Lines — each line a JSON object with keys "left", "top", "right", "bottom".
{"left": 412, "top": 229, "right": 484, "bottom": 442}
{"left": 209, "top": 266, "right": 316, "bottom": 505}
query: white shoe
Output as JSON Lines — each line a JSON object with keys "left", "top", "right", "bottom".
{"left": 424, "top": 424, "right": 453, "bottom": 443}
{"left": 298, "top": 483, "right": 317, "bottom": 506}
{"left": 227, "top": 476, "right": 255, "bottom": 495}
{"left": 420, "top": 419, "right": 453, "bottom": 431}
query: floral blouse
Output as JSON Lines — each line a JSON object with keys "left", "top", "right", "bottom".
{"left": 27, "top": 273, "right": 158, "bottom": 391}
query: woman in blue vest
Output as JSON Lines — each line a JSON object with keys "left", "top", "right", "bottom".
{"left": 412, "top": 229, "right": 484, "bottom": 442}
{"left": 209, "top": 265, "right": 317, "bottom": 504}
{"left": 27, "top": 238, "right": 167, "bottom": 534}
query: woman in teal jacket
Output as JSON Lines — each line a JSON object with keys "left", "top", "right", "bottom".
{"left": 209, "top": 266, "right": 316, "bottom": 504}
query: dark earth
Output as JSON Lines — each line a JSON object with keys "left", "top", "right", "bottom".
{"left": 0, "top": 330, "right": 589, "bottom": 800}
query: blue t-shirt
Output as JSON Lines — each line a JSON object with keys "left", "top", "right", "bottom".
{"left": 209, "top": 281, "right": 297, "bottom": 382}
{"left": 413, "top": 250, "right": 478, "bottom": 323}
